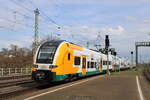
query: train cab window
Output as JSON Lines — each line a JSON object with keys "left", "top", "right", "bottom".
{"left": 68, "top": 53, "right": 71, "bottom": 60}
{"left": 36, "top": 46, "right": 56, "bottom": 64}
{"left": 74, "top": 56, "right": 81, "bottom": 65}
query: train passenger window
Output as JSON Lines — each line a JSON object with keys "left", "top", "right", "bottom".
{"left": 101, "top": 60, "right": 103, "bottom": 65}
{"left": 101, "top": 60, "right": 102, "bottom": 64}
{"left": 107, "top": 61, "right": 109, "bottom": 65}
{"left": 74, "top": 56, "right": 81, "bottom": 65}
{"left": 91, "top": 62, "right": 94, "bottom": 68}
{"left": 103, "top": 61, "right": 105, "bottom": 65}
{"left": 87, "top": 61, "right": 90, "bottom": 68}
{"left": 103, "top": 61, "right": 107, "bottom": 65}
{"left": 95, "top": 62, "right": 97, "bottom": 68}
{"left": 68, "top": 53, "right": 71, "bottom": 60}
{"left": 103, "top": 61, "right": 111, "bottom": 65}
{"left": 109, "top": 61, "right": 111, "bottom": 65}
{"left": 93, "top": 62, "right": 95, "bottom": 68}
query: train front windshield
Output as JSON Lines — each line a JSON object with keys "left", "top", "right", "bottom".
{"left": 36, "top": 46, "right": 56, "bottom": 64}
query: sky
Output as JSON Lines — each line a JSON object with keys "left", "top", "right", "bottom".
{"left": 0, "top": 0, "right": 150, "bottom": 62}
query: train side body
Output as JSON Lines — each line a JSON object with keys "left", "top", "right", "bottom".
{"left": 32, "top": 40, "right": 130, "bottom": 82}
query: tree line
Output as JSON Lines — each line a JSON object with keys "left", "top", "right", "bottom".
{"left": 0, "top": 35, "right": 60, "bottom": 68}
{"left": 0, "top": 44, "right": 32, "bottom": 68}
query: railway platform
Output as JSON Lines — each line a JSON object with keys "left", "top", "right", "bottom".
{"left": 13, "top": 69, "right": 149, "bottom": 100}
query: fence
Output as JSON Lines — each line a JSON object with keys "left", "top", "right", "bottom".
{"left": 144, "top": 66, "right": 150, "bottom": 81}
{"left": 0, "top": 67, "right": 32, "bottom": 77}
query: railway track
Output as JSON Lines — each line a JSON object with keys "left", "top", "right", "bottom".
{"left": 0, "top": 81, "right": 39, "bottom": 100}
{"left": 0, "top": 74, "right": 97, "bottom": 99}
{"left": 0, "top": 78, "right": 33, "bottom": 88}
{"left": 0, "top": 78, "right": 63, "bottom": 99}
{"left": 0, "top": 80, "right": 73, "bottom": 100}
{"left": 0, "top": 80, "right": 52, "bottom": 100}
{"left": 0, "top": 74, "right": 36, "bottom": 99}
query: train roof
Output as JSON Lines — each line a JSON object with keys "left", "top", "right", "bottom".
{"left": 42, "top": 40, "right": 65, "bottom": 46}
{"left": 42, "top": 40, "right": 116, "bottom": 57}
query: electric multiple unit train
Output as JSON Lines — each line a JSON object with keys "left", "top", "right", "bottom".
{"left": 32, "top": 40, "right": 130, "bottom": 82}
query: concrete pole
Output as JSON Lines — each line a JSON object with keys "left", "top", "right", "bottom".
{"left": 34, "top": 8, "right": 40, "bottom": 49}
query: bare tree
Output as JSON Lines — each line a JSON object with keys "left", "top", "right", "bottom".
{"left": 0, "top": 44, "right": 32, "bottom": 68}
{"left": 1, "top": 48, "right": 9, "bottom": 56}
{"left": 10, "top": 44, "right": 18, "bottom": 56}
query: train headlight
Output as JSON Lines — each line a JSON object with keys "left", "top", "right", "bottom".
{"left": 49, "top": 65, "right": 57, "bottom": 69}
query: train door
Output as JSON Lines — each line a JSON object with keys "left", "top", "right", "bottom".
{"left": 100, "top": 59, "right": 103, "bottom": 72}
{"left": 82, "top": 56, "right": 86, "bottom": 76}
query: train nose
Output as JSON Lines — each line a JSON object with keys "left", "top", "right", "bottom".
{"left": 32, "top": 70, "right": 56, "bottom": 81}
